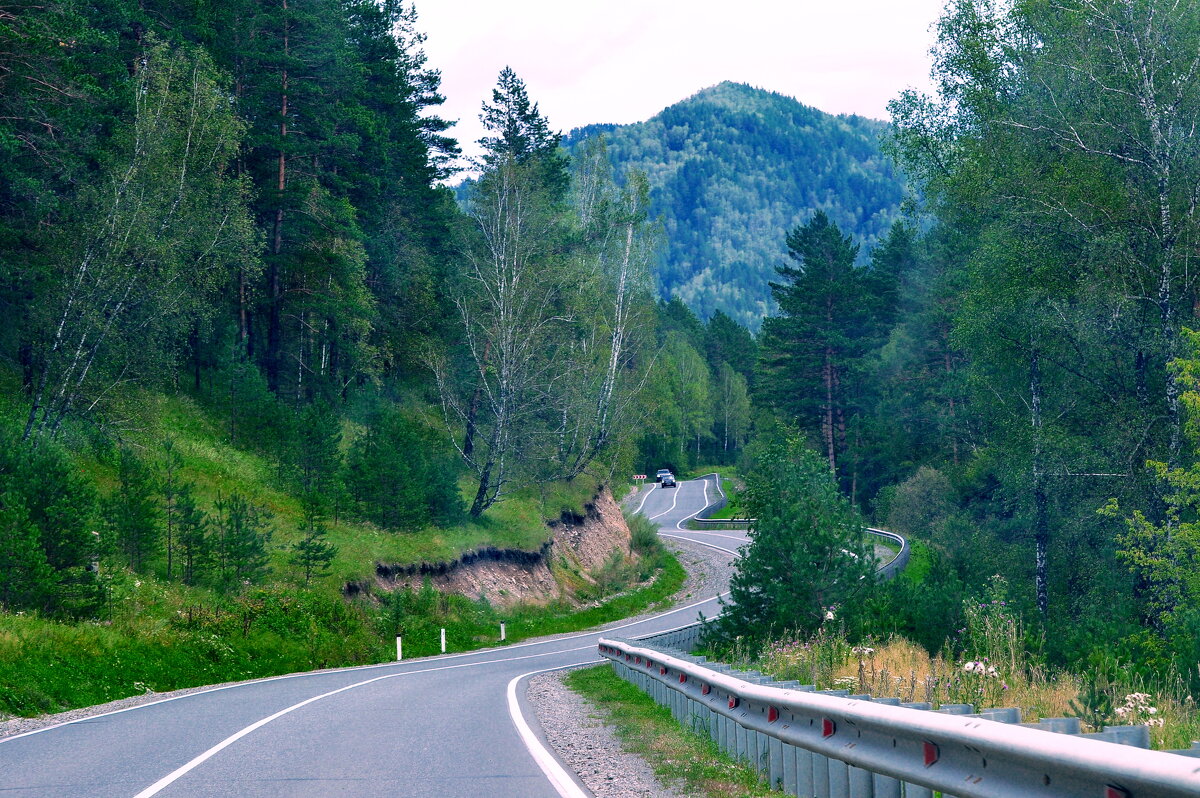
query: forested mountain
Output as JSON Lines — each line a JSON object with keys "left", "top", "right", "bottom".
{"left": 564, "top": 82, "right": 905, "bottom": 329}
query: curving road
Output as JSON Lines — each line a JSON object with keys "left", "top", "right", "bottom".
{"left": 0, "top": 476, "right": 744, "bottom": 798}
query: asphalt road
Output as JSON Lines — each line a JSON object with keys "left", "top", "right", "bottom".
{"left": 0, "top": 475, "right": 746, "bottom": 798}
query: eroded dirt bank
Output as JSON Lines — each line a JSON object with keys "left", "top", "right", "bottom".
{"left": 360, "top": 488, "right": 634, "bottom": 608}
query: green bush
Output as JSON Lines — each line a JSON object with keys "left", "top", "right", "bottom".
{"left": 0, "top": 424, "right": 100, "bottom": 616}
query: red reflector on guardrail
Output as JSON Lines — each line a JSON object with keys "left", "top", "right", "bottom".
{"left": 660, "top": 666, "right": 667, "bottom": 675}
{"left": 679, "top": 672, "right": 687, "bottom": 684}
{"left": 822, "top": 718, "right": 836, "bottom": 738}
{"left": 702, "top": 684, "right": 711, "bottom": 695}
{"left": 729, "top": 697, "right": 740, "bottom": 709}
{"left": 1104, "top": 788, "right": 1130, "bottom": 798}
{"left": 923, "top": 741, "right": 939, "bottom": 767}
{"left": 768, "top": 707, "right": 779, "bottom": 723}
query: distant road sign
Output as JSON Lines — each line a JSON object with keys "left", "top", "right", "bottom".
{"left": 632, "top": 474, "right": 647, "bottom": 480}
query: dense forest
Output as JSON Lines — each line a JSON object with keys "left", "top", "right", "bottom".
{"left": 725, "top": 0, "right": 1200, "bottom": 693}
{"left": 565, "top": 81, "right": 906, "bottom": 329}
{"left": 0, "top": 0, "right": 754, "bottom": 632}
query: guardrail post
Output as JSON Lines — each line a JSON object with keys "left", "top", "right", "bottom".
{"left": 781, "top": 735, "right": 798, "bottom": 794}
{"left": 848, "top": 762, "right": 873, "bottom": 797}
{"left": 796, "top": 741, "right": 815, "bottom": 798}
{"left": 813, "top": 747, "right": 831, "bottom": 798}
{"left": 736, "top": 715, "right": 749, "bottom": 763}
{"left": 768, "top": 733, "right": 785, "bottom": 789}
{"left": 898, "top": 702, "right": 932, "bottom": 797}
{"left": 828, "top": 756, "right": 850, "bottom": 798}
{"left": 870, "top": 698, "right": 902, "bottom": 798}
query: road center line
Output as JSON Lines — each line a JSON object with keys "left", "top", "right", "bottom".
{"left": 675, "top": 477, "right": 710, "bottom": 530}
{"left": 127, "top": 583, "right": 728, "bottom": 797}
{"left": 2, "top": 585, "right": 727, "bottom": 748}
{"left": 647, "top": 483, "right": 679, "bottom": 520}
{"left": 129, "top": 644, "right": 609, "bottom": 798}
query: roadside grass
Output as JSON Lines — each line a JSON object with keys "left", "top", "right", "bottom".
{"left": 683, "top": 465, "right": 740, "bottom": 482}
{"left": 0, "top": 392, "right": 677, "bottom": 719}
{"left": 564, "top": 665, "right": 776, "bottom": 797}
{"left": 896, "top": 539, "right": 933, "bottom": 585}
{"left": 0, "top": 546, "right": 686, "bottom": 718}
{"left": 705, "top": 471, "right": 746, "bottom": 519}
{"left": 752, "top": 634, "right": 1200, "bottom": 749}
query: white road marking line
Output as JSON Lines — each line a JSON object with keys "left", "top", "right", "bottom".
{"left": 658, "top": 533, "right": 740, "bottom": 557}
{"left": 507, "top": 665, "right": 595, "bottom": 798}
{"left": 631, "top": 483, "right": 655, "bottom": 515}
{"left": 127, "top": 592, "right": 729, "bottom": 798}
{"left": 673, "top": 529, "right": 749, "bottom": 543}
{"left": 647, "top": 483, "right": 679, "bottom": 520}
{"left": 710, "top": 472, "right": 726, "bottom": 501}
{"left": 675, "top": 478, "right": 710, "bottom": 530}
{"left": 127, "top": 645, "right": 612, "bottom": 798}
{"left": 19, "top": 478, "right": 731, "bottom": 798}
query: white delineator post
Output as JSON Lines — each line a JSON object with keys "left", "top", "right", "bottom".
{"left": 501, "top": 622, "right": 506, "bottom": 641}
{"left": 395, "top": 636, "right": 402, "bottom": 661}
{"left": 440, "top": 628, "right": 446, "bottom": 654}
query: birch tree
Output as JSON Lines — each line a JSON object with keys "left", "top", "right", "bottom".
{"left": 439, "top": 152, "right": 569, "bottom": 517}
{"left": 23, "top": 39, "right": 257, "bottom": 440}
{"left": 547, "top": 142, "right": 657, "bottom": 482}
{"left": 438, "top": 73, "right": 656, "bottom": 515}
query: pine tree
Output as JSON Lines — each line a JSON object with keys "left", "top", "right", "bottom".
{"left": 758, "top": 212, "right": 894, "bottom": 478}
{"left": 290, "top": 491, "right": 336, "bottom": 586}
{"left": 0, "top": 495, "right": 56, "bottom": 611}
{"left": 107, "top": 449, "right": 161, "bottom": 573}
{"left": 175, "top": 484, "right": 211, "bottom": 587}
{"left": 214, "top": 492, "right": 272, "bottom": 588}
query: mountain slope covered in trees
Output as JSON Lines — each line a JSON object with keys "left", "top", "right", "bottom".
{"left": 565, "top": 82, "right": 906, "bottom": 329}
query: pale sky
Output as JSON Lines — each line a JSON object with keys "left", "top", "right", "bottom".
{"left": 414, "top": 0, "right": 947, "bottom": 170}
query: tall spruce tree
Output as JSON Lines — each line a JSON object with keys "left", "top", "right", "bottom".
{"left": 758, "top": 212, "right": 894, "bottom": 480}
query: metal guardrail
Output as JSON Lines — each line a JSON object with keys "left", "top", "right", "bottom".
{"left": 598, "top": 636, "right": 1200, "bottom": 798}
{"left": 867, "top": 527, "right": 909, "bottom": 581}
{"left": 685, "top": 516, "right": 911, "bottom": 581}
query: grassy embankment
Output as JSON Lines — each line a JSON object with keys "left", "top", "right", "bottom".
{"left": 0, "top": 395, "right": 685, "bottom": 718}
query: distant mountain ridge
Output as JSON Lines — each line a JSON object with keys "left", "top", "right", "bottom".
{"left": 564, "top": 81, "right": 905, "bottom": 330}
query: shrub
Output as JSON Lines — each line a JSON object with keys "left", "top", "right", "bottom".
{"left": 0, "top": 424, "right": 100, "bottom": 615}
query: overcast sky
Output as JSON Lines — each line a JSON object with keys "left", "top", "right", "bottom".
{"left": 415, "top": 0, "right": 948, "bottom": 169}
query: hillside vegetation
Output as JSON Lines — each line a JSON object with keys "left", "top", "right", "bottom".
{"left": 565, "top": 82, "right": 906, "bottom": 329}
{"left": 0, "top": 2, "right": 755, "bottom": 717}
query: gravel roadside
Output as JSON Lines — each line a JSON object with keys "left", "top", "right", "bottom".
{"left": 527, "top": 535, "right": 736, "bottom": 798}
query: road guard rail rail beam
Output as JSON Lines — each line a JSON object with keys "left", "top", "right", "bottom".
{"left": 596, "top": 636, "right": 1200, "bottom": 798}
{"left": 684, "top": 521, "right": 911, "bottom": 582}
